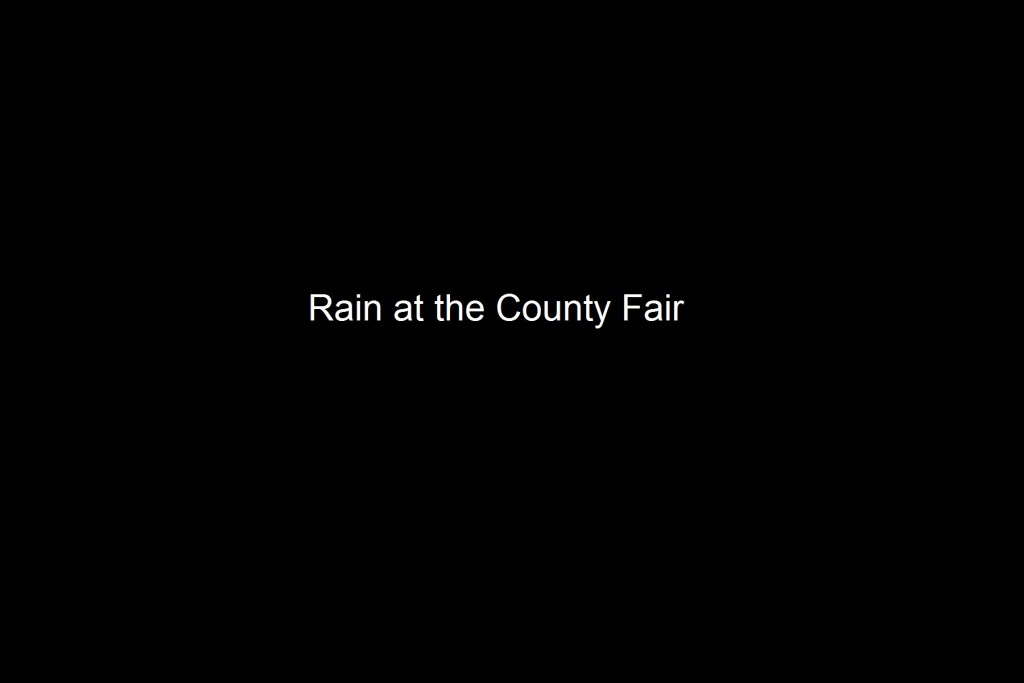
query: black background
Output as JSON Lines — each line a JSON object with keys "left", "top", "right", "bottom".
{"left": 63, "top": 11, "right": 857, "bottom": 654}
{"left": 18, "top": 5, "right": 955, "bottom": 667}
